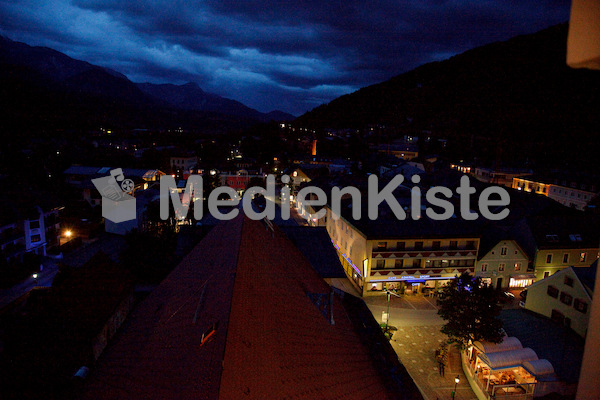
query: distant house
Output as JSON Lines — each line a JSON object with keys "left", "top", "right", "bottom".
{"left": 510, "top": 215, "right": 600, "bottom": 282}
{"left": 63, "top": 165, "right": 164, "bottom": 207}
{"left": 0, "top": 195, "right": 62, "bottom": 263}
{"left": 476, "top": 237, "right": 531, "bottom": 290}
{"left": 290, "top": 167, "right": 313, "bottom": 188}
{"left": 523, "top": 264, "right": 596, "bottom": 338}
{"left": 373, "top": 143, "right": 419, "bottom": 161}
{"left": 512, "top": 175, "right": 598, "bottom": 211}
{"left": 170, "top": 155, "right": 198, "bottom": 174}
{"left": 219, "top": 169, "right": 265, "bottom": 196}
{"left": 472, "top": 167, "right": 532, "bottom": 188}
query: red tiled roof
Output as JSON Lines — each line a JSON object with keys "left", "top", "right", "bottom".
{"left": 80, "top": 213, "right": 396, "bottom": 399}
{"left": 80, "top": 214, "right": 244, "bottom": 400}
{"left": 219, "top": 217, "right": 395, "bottom": 399}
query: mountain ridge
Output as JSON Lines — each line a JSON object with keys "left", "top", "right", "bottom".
{"left": 294, "top": 23, "right": 600, "bottom": 169}
{"left": 0, "top": 36, "right": 294, "bottom": 129}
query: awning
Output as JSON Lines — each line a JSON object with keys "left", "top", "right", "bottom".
{"left": 479, "top": 348, "right": 538, "bottom": 370}
{"left": 473, "top": 337, "right": 523, "bottom": 354}
{"left": 510, "top": 274, "right": 536, "bottom": 280}
{"left": 523, "top": 359, "right": 555, "bottom": 377}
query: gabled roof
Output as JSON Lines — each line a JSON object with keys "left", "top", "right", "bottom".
{"left": 520, "top": 214, "right": 600, "bottom": 252}
{"left": 80, "top": 214, "right": 405, "bottom": 400}
{"left": 80, "top": 214, "right": 244, "bottom": 400}
{"left": 573, "top": 261, "right": 597, "bottom": 297}
{"left": 477, "top": 226, "right": 527, "bottom": 261}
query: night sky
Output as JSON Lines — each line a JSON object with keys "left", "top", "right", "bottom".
{"left": 0, "top": 0, "right": 571, "bottom": 115}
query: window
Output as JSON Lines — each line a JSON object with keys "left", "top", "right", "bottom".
{"left": 545, "top": 235, "right": 559, "bottom": 242}
{"left": 412, "top": 259, "right": 421, "bottom": 268}
{"left": 560, "top": 291, "right": 573, "bottom": 306}
{"left": 498, "top": 263, "right": 505, "bottom": 272}
{"left": 514, "top": 263, "right": 521, "bottom": 271}
{"left": 546, "top": 254, "right": 553, "bottom": 264}
{"left": 376, "top": 260, "right": 385, "bottom": 269}
{"left": 580, "top": 252, "right": 587, "bottom": 263}
{"left": 31, "top": 234, "right": 41, "bottom": 243}
{"left": 569, "top": 234, "right": 582, "bottom": 242}
{"left": 480, "top": 263, "right": 488, "bottom": 272}
{"left": 574, "top": 298, "right": 588, "bottom": 314}
{"left": 414, "top": 241, "right": 423, "bottom": 250}
{"left": 563, "top": 253, "right": 569, "bottom": 264}
{"left": 377, "top": 242, "right": 387, "bottom": 250}
{"left": 449, "top": 240, "right": 458, "bottom": 250}
{"left": 466, "top": 240, "right": 475, "bottom": 249}
{"left": 395, "top": 259, "right": 404, "bottom": 268}
{"left": 29, "top": 220, "right": 40, "bottom": 230}
{"left": 501, "top": 247, "right": 508, "bottom": 256}
{"left": 396, "top": 241, "right": 405, "bottom": 250}
{"left": 547, "top": 285, "right": 559, "bottom": 298}
{"left": 544, "top": 271, "right": 550, "bottom": 278}
{"left": 432, "top": 241, "right": 441, "bottom": 250}
{"left": 564, "top": 276, "right": 574, "bottom": 287}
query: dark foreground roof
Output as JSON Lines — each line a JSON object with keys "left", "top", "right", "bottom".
{"left": 280, "top": 226, "right": 347, "bottom": 279}
{"left": 80, "top": 214, "right": 412, "bottom": 400}
{"left": 573, "top": 261, "right": 597, "bottom": 296}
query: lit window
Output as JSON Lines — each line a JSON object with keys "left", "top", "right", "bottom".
{"left": 514, "top": 263, "right": 521, "bottom": 271}
{"left": 580, "top": 252, "right": 587, "bottom": 263}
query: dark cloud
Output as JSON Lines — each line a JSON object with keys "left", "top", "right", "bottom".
{"left": 0, "top": 0, "right": 570, "bottom": 115}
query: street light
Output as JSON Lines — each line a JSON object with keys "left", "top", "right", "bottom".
{"left": 384, "top": 290, "right": 401, "bottom": 330}
{"left": 452, "top": 375, "right": 460, "bottom": 399}
{"left": 65, "top": 230, "right": 72, "bottom": 238}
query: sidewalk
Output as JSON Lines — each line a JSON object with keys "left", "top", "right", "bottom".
{"left": 390, "top": 325, "right": 477, "bottom": 400}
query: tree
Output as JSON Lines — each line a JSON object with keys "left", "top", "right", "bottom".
{"left": 437, "top": 272, "right": 504, "bottom": 349}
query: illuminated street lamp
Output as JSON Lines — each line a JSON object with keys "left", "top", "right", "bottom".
{"left": 452, "top": 375, "right": 460, "bottom": 399}
{"left": 65, "top": 230, "right": 72, "bottom": 238}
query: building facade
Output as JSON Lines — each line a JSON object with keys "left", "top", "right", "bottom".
{"left": 325, "top": 207, "right": 480, "bottom": 296}
{"left": 476, "top": 239, "right": 531, "bottom": 290}
{"left": 512, "top": 177, "right": 597, "bottom": 211}
{"left": 523, "top": 267, "right": 593, "bottom": 338}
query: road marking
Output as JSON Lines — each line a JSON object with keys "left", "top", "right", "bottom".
{"left": 404, "top": 298, "right": 417, "bottom": 310}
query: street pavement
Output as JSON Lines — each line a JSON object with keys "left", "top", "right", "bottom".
{"left": 0, "top": 257, "right": 59, "bottom": 309}
{"left": 364, "top": 295, "right": 478, "bottom": 400}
